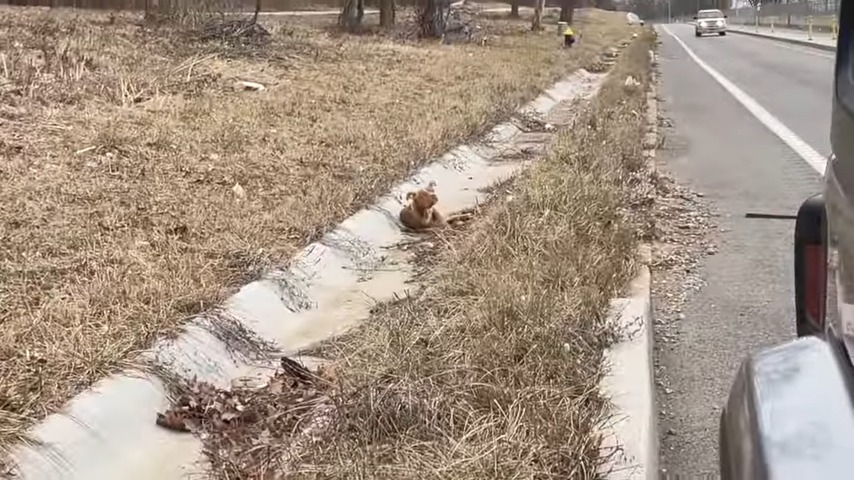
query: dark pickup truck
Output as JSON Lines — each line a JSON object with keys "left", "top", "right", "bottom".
{"left": 718, "top": 3, "right": 854, "bottom": 479}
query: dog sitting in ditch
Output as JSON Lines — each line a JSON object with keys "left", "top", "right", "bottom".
{"left": 399, "top": 181, "right": 473, "bottom": 232}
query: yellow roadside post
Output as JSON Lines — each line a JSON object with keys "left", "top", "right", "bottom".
{"left": 833, "top": 17, "right": 839, "bottom": 40}
{"left": 562, "top": 25, "right": 576, "bottom": 48}
{"left": 808, "top": 15, "right": 814, "bottom": 41}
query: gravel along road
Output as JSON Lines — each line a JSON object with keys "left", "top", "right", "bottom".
{"left": 653, "top": 24, "right": 828, "bottom": 476}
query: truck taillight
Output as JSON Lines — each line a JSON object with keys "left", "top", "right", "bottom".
{"left": 804, "top": 245, "right": 827, "bottom": 330}
{"left": 795, "top": 194, "right": 828, "bottom": 337}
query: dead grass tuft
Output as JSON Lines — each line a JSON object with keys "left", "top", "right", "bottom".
{"left": 166, "top": 28, "right": 656, "bottom": 479}
{"left": 0, "top": 5, "right": 637, "bottom": 452}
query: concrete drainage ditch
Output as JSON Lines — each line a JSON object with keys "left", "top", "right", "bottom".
{"left": 9, "top": 68, "right": 611, "bottom": 479}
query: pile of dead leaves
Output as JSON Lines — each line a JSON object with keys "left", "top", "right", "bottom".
{"left": 197, "top": 17, "right": 272, "bottom": 47}
{"left": 156, "top": 357, "right": 335, "bottom": 478}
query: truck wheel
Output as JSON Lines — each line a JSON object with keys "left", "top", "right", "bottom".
{"left": 695, "top": 31, "right": 701, "bottom": 37}
{"left": 719, "top": 31, "right": 727, "bottom": 36}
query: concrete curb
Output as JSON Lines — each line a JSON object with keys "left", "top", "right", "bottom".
{"left": 598, "top": 46, "right": 659, "bottom": 480}
{"left": 727, "top": 27, "right": 836, "bottom": 52}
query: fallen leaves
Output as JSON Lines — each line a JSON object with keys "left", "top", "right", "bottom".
{"left": 156, "top": 357, "right": 335, "bottom": 477}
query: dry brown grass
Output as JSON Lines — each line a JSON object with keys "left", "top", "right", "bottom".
{"left": 0, "top": 5, "right": 636, "bottom": 450}
{"left": 177, "top": 29, "right": 656, "bottom": 479}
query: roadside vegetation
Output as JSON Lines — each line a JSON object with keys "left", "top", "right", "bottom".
{"left": 0, "top": 0, "right": 635, "bottom": 455}
{"left": 160, "top": 28, "right": 656, "bottom": 479}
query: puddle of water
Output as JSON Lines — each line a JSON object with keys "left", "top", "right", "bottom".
{"left": 9, "top": 69, "right": 606, "bottom": 480}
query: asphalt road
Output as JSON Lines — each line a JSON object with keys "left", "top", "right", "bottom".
{"left": 655, "top": 24, "right": 828, "bottom": 476}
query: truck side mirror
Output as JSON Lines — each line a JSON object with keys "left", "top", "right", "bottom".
{"left": 720, "top": 336, "right": 854, "bottom": 480}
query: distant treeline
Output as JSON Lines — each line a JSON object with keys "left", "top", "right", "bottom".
{"left": 1, "top": 0, "right": 325, "bottom": 9}
{"left": 0, "top": 0, "right": 590, "bottom": 12}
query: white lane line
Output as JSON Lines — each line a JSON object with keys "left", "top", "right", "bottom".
{"left": 661, "top": 25, "right": 827, "bottom": 176}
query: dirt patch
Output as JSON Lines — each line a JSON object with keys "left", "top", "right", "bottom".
{"left": 648, "top": 113, "right": 719, "bottom": 436}
{"left": 649, "top": 172, "right": 718, "bottom": 348}
{"left": 157, "top": 29, "right": 656, "bottom": 479}
{"left": 0, "top": 4, "right": 637, "bottom": 451}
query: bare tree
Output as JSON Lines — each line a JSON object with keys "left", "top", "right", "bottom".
{"left": 531, "top": 0, "right": 545, "bottom": 30}
{"left": 157, "top": 0, "right": 170, "bottom": 15}
{"left": 339, "top": 0, "right": 365, "bottom": 31}
{"left": 252, "top": 0, "right": 261, "bottom": 24}
{"left": 559, "top": 0, "right": 575, "bottom": 23}
{"left": 510, "top": 0, "right": 519, "bottom": 17}
{"left": 419, "top": 0, "right": 449, "bottom": 37}
{"left": 380, "top": 0, "right": 396, "bottom": 28}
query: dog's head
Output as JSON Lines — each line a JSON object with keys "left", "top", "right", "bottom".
{"left": 406, "top": 189, "right": 438, "bottom": 212}
{"left": 405, "top": 181, "right": 439, "bottom": 211}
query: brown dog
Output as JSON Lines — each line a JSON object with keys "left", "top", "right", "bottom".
{"left": 399, "top": 181, "right": 472, "bottom": 231}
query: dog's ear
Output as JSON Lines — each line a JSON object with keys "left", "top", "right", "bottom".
{"left": 426, "top": 180, "right": 437, "bottom": 192}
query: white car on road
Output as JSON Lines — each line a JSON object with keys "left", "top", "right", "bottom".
{"left": 694, "top": 9, "right": 728, "bottom": 37}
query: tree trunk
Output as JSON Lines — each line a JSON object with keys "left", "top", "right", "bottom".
{"left": 252, "top": 0, "right": 261, "bottom": 24}
{"left": 419, "top": 0, "right": 447, "bottom": 37}
{"left": 380, "top": 0, "right": 396, "bottom": 28}
{"left": 339, "top": 0, "right": 364, "bottom": 31}
{"left": 559, "top": 0, "right": 575, "bottom": 23}
{"left": 510, "top": 0, "right": 519, "bottom": 17}
{"left": 531, "top": 0, "right": 544, "bottom": 30}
